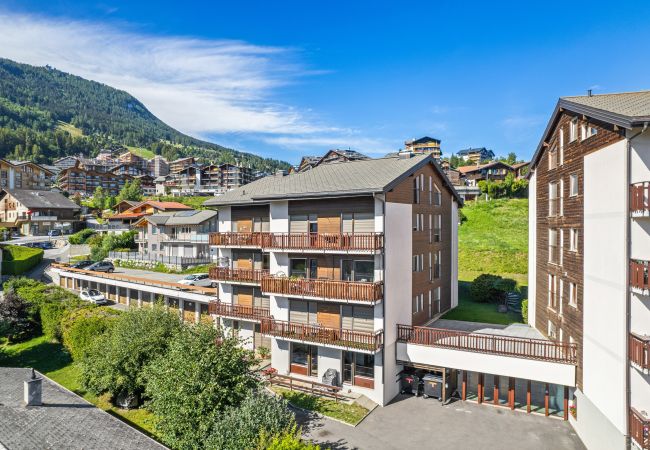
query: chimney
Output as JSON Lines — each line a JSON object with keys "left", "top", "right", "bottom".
{"left": 24, "top": 368, "right": 42, "bottom": 406}
{"left": 587, "top": 89, "right": 593, "bottom": 97}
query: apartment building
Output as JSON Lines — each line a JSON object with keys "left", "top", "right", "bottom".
{"left": 204, "top": 153, "right": 461, "bottom": 405}
{"left": 0, "top": 160, "right": 53, "bottom": 191}
{"left": 405, "top": 136, "right": 442, "bottom": 159}
{"left": 528, "top": 90, "right": 650, "bottom": 449}
{"left": 107, "top": 200, "right": 192, "bottom": 227}
{"left": 57, "top": 161, "right": 132, "bottom": 196}
{"left": 0, "top": 189, "right": 81, "bottom": 235}
{"left": 456, "top": 147, "right": 495, "bottom": 164}
{"left": 169, "top": 157, "right": 196, "bottom": 174}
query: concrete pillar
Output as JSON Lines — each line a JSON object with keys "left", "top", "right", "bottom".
{"left": 195, "top": 301, "right": 201, "bottom": 323}
{"left": 179, "top": 298, "right": 185, "bottom": 321}
{"left": 137, "top": 290, "right": 142, "bottom": 308}
{"left": 126, "top": 288, "right": 131, "bottom": 307}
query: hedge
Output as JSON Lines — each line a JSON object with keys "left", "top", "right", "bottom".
{"left": 69, "top": 228, "right": 96, "bottom": 245}
{"left": 2, "top": 245, "right": 44, "bottom": 275}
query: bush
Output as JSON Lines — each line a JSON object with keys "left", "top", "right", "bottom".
{"left": 90, "top": 229, "right": 137, "bottom": 261}
{"left": 521, "top": 299, "right": 528, "bottom": 324}
{"left": 68, "top": 228, "right": 96, "bottom": 245}
{"left": 144, "top": 323, "right": 261, "bottom": 448}
{"left": 0, "top": 290, "right": 40, "bottom": 342}
{"left": 80, "top": 305, "right": 182, "bottom": 400}
{"left": 206, "top": 394, "right": 296, "bottom": 450}
{"left": 470, "top": 274, "right": 516, "bottom": 304}
{"left": 257, "top": 425, "right": 320, "bottom": 450}
{"left": 2, "top": 245, "right": 44, "bottom": 275}
{"left": 62, "top": 307, "right": 120, "bottom": 360}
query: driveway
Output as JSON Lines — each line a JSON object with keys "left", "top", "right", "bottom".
{"left": 299, "top": 394, "right": 584, "bottom": 450}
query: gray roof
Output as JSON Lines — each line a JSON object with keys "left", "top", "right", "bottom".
{"left": 0, "top": 367, "right": 165, "bottom": 450}
{"left": 3, "top": 189, "right": 80, "bottom": 210}
{"left": 204, "top": 154, "right": 462, "bottom": 206}
{"left": 142, "top": 209, "right": 217, "bottom": 226}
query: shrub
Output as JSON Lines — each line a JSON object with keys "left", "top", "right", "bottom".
{"left": 0, "top": 290, "right": 40, "bottom": 342}
{"left": 257, "top": 425, "right": 320, "bottom": 450}
{"left": 1, "top": 245, "right": 44, "bottom": 275}
{"left": 68, "top": 228, "right": 96, "bottom": 245}
{"left": 470, "top": 273, "right": 516, "bottom": 304}
{"left": 206, "top": 394, "right": 296, "bottom": 450}
{"left": 80, "top": 305, "right": 182, "bottom": 400}
{"left": 62, "top": 307, "right": 120, "bottom": 360}
{"left": 90, "top": 229, "right": 137, "bottom": 261}
{"left": 144, "top": 323, "right": 261, "bottom": 448}
{"left": 257, "top": 346, "right": 271, "bottom": 359}
{"left": 521, "top": 299, "right": 528, "bottom": 324}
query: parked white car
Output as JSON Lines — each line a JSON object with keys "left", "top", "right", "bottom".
{"left": 80, "top": 289, "right": 108, "bottom": 305}
{"left": 178, "top": 273, "right": 215, "bottom": 287}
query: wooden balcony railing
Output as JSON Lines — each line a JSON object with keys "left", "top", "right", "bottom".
{"left": 631, "top": 182, "right": 650, "bottom": 215}
{"left": 209, "top": 267, "right": 269, "bottom": 284}
{"left": 261, "top": 319, "right": 383, "bottom": 352}
{"left": 209, "top": 232, "right": 383, "bottom": 251}
{"left": 261, "top": 276, "right": 383, "bottom": 303}
{"left": 208, "top": 301, "right": 270, "bottom": 321}
{"left": 397, "top": 325, "right": 577, "bottom": 364}
{"left": 631, "top": 260, "right": 650, "bottom": 291}
{"left": 630, "top": 333, "right": 650, "bottom": 370}
{"left": 631, "top": 407, "right": 650, "bottom": 450}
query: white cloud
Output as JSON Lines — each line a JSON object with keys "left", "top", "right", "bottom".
{"left": 0, "top": 11, "right": 326, "bottom": 136}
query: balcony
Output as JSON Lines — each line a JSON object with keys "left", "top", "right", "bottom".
{"left": 209, "top": 232, "right": 384, "bottom": 252}
{"left": 166, "top": 233, "right": 210, "bottom": 243}
{"left": 631, "top": 407, "right": 650, "bottom": 450}
{"left": 397, "top": 325, "right": 577, "bottom": 364}
{"left": 631, "top": 182, "right": 650, "bottom": 217}
{"left": 631, "top": 259, "right": 649, "bottom": 294}
{"left": 630, "top": 333, "right": 650, "bottom": 370}
{"left": 261, "top": 276, "right": 383, "bottom": 303}
{"left": 261, "top": 319, "right": 383, "bottom": 353}
{"left": 208, "top": 301, "right": 270, "bottom": 322}
{"left": 209, "top": 267, "right": 269, "bottom": 284}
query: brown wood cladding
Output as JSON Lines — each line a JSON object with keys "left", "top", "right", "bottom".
{"left": 288, "top": 197, "right": 374, "bottom": 215}
{"left": 231, "top": 205, "right": 269, "bottom": 220}
{"left": 386, "top": 161, "right": 453, "bottom": 326}
{"left": 535, "top": 111, "right": 624, "bottom": 389}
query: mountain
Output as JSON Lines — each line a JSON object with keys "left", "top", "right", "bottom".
{"left": 0, "top": 57, "right": 290, "bottom": 171}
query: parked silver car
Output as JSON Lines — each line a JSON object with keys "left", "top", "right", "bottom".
{"left": 177, "top": 273, "right": 215, "bottom": 287}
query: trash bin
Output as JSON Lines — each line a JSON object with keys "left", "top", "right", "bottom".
{"left": 422, "top": 373, "right": 443, "bottom": 399}
{"left": 401, "top": 372, "right": 420, "bottom": 395}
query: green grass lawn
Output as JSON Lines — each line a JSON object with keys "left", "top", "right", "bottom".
{"left": 0, "top": 335, "right": 158, "bottom": 438}
{"left": 56, "top": 121, "right": 84, "bottom": 138}
{"left": 126, "top": 146, "right": 155, "bottom": 159}
{"left": 459, "top": 198, "right": 528, "bottom": 275}
{"left": 271, "top": 386, "right": 369, "bottom": 425}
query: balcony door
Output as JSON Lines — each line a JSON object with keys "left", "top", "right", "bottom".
{"left": 290, "top": 258, "right": 318, "bottom": 279}
{"left": 291, "top": 343, "right": 318, "bottom": 377}
{"left": 341, "top": 260, "right": 375, "bottom": 282}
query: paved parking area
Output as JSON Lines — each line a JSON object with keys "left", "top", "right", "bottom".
{"left": 299, "top": 394, "right": 584, "bottom": 450}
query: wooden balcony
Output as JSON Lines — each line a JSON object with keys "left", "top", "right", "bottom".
{"left": 631, "top": 182, "right": 650, "bottom": 217}
{"left": 631, "top": 259, "right": 650, "bottom": 292}
{"left": 208, "top": 301, "right": 270, "bottom": 321}
{"left": 208, "top": 232, "right": 383, "bottom": 252}
{"left": 630, "top": 333, "right": 650, "bottom": 370}
{"left": 397, "top": 325, "right": 577, "bottom": 364}
{"left": 631, "top": 407, "right": 650, "bottom": 450}
{"left": 209, "top": 267, "right": 269, "bottom": 284}
{"left": 261, "top": 319, "right": 383, "bottom": 352}
{"left": 261, "top": 276, "right": 383, "bottom": 303}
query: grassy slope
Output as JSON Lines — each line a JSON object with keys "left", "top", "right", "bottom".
{"left": 126, "top": 146, "right": 155, "bottom": 159}
{"left": 458, "top": 198, "right": 528, "bottom": 277}
{"left": 56, "top": 121, "right": 84, "bottom": 138}
{"left": 442, "top": 198, "right": 528, "bottom": 325}
{"left": 0, "top": 336, "right": 158, "bottom": 438}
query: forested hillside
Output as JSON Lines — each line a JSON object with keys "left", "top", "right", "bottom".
{"left": 0, "top": 58, "right": 289, "bottom": 170}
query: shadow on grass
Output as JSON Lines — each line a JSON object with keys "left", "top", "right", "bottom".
{"left": 104, "top": 409, "right": 159, "bottom": 441}
{"left": 1, "top": 338, "right": 72, "bottom": 373}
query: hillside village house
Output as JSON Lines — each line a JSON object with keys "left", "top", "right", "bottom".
{"left": 527, "top": 90, "right": 650, "bottom": 450}
{"left": 456, "top": 147, "right": 495, "bottom": 163}
{"left": 404, "top": 136, "right": 442, "bottom": 159}
{"left": 0, "top": 189, "right": 81, "bottom": 235}
{"left": 457, "top": 160, "right": 514, "bottom": 186}
{"left": 203, "top": 153, "right": 461, "bottom": 405}
{"left": 0, "top": 159, "right": 53, "bottom": 190}
{"left": 107, "top": 200, "right": 192, "bottom": 227}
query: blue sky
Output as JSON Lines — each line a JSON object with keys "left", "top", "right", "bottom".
{"left": 1, "top": 1, "right": 650, "bottom": 164}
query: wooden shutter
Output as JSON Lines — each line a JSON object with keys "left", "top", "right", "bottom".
{"left": 317, "top": 303, "right": 340, "bottom": 329}
{"left": 237, "top": 286, "right": 254, "bottom": 306}
{"left": 353, "top": 213, "right": 374, "bottom": 233}
{"left": 318, "top": 216, "right": 341, "bottom": 233}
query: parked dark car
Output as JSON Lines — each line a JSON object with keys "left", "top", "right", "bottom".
{"left": 71, "top": 260, "right": 94, "bottom": 269}
{"left": 87, "top": 261, "right": 115, "bottom": 273}
{"left": 48, "top": 229, "right": 62, "bottom": 237}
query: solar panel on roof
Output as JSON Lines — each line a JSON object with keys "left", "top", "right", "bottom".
{"left": 175, "top": 210, "right": 198, "bottom": 217}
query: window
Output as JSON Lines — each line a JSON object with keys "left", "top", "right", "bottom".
{"left": 581, "top": 123, "right": 598, "bottom": 140}
{"left": 413, "top": 177, "right": 420, "bottom": 204}
{"left": 433, "top": 185, "right": 442, "bottom": 206}
{"left": 414, "top": 293, "right": 424, "bottom": 313}
{"left": 428, "top": 252, "right": 433, "bottom": 281}
{"left": 559, "top": 179, "right": 564, "bottom": 216}
{"left": 548, "top": 321, "right": 557, "bottom": 339}
{"left": 549, "top": 229, "right": 559, "bottom": 264}
{"left": 548, "top": 146, "right": 558, "bottom": 170}
{"left": 559, "top": 128, "right": 564, "bottom": 165}
{"left": 548, "top": 274, "right": 558, "bottom": 310}
{"left": 559, "top": 229, "right": 564, "bottom": 266}
{"left": 433, "top": 251, "right": 441, "bottom": 279}
{"left": 569, "top": 283, "right": 578, "bottom": 307}
{"left": 549, "top": 182, "right": 559, "bottom": 217}
{"left": 429, "top": 214, "right": 433, "bottom": 243}
{"left": 342, "top": 260, "right": 374, "bottom": 282}
{"left": 569, "top": 174, "right": 578, "bottom": 197}
{"left": 434, "top": 287, "right": 441, "bottom": 313}
{"left": 413, "top": 213, "right": 418, "bottom": 231}
{"left": 569, "top": 228, "right": 579, "bottom": 252}
{"left": 413, "top": 255, "right": 421, "bottom": 272}
{"left": 569, "top": 117, "right": 578, "bottom": 142}
{"left": 433, "top": 214, "right": 442, "bottom": 242}
{"left": 559, "top": 279, "right": 564, "bottom": 315}
{"left": 343, "top": 352, "right": 375, "bottom": 384}
{"left": 428, "top": 176, "right": 433, "bottom": 205}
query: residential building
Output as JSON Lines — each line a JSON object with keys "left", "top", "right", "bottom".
{"left": 0, "top": 160, "right": 53, "bottom": 191}
{"left": 118, "top": 151, "right": 148, "bottom": 172}
{"left": 528, "top": 90, "right": 650, "bottom": 449}
{"left": 57, "top": 160, "right": 131, "bottom": 196}
{"left": 53, "top": 155, "right": 80, "bottom": 171}
{"left": 512, "top": 161, "right": 530, "bottom": 179}
{"left": 405, "top": 136, "right": 442, "bottom": 159}
{"left": 96, "top": 148, "right": 115, "bottom": 161}
{"left": 130, "top": 209, "right": 218, "bottom": 267}
{"left": 293, "top": 150, "right": 369, "bottom": 174}
{"left": 148, "top": 155, "right": 170, "bottom": 177}
{"left": 457, "top": 161, "right": 514, "bottom": 186}
{"left": 158, "top": 163, "right": 256, "bottom": 196}
{"left": 169, "top": 157, "right": 196, "bottom": 174}
{"left": 0, "top": 189, "right": 81, "bottom": 235}
{"left": 456, "top": 147, "right": 495, "bottom": 163}
{"left": 220, "top": 163, "right": 255, "bottom": 190}
{"left": 107, "top": 200, "right": 192, "bottom": 227}
{"left": 204, "top": 153, "right": 461, "bottom": 405}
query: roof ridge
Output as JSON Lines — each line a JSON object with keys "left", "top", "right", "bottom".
{"left": 562, "top": 89, "right": 650, "bottom": 99}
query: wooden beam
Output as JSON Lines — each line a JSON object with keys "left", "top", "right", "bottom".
{"left": 564, "top": 386, "right": 569, "bottom": 421}
{"left": 494, "top": 375, "right": 499, "bottom": 406}
{"left": 509, "top": 377, "right": 515, "bottom": 410}
{"left": 545, "top": 383, "right": 550, "bottom": 417}
{"left": 478, "top": 373, "right": 484, "bottom": 404}
{"left": 462, "top": 371, "right": 467, "bottom": 401}
{"left": 526, "top": 380, "right": 531, "bottom": 413}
